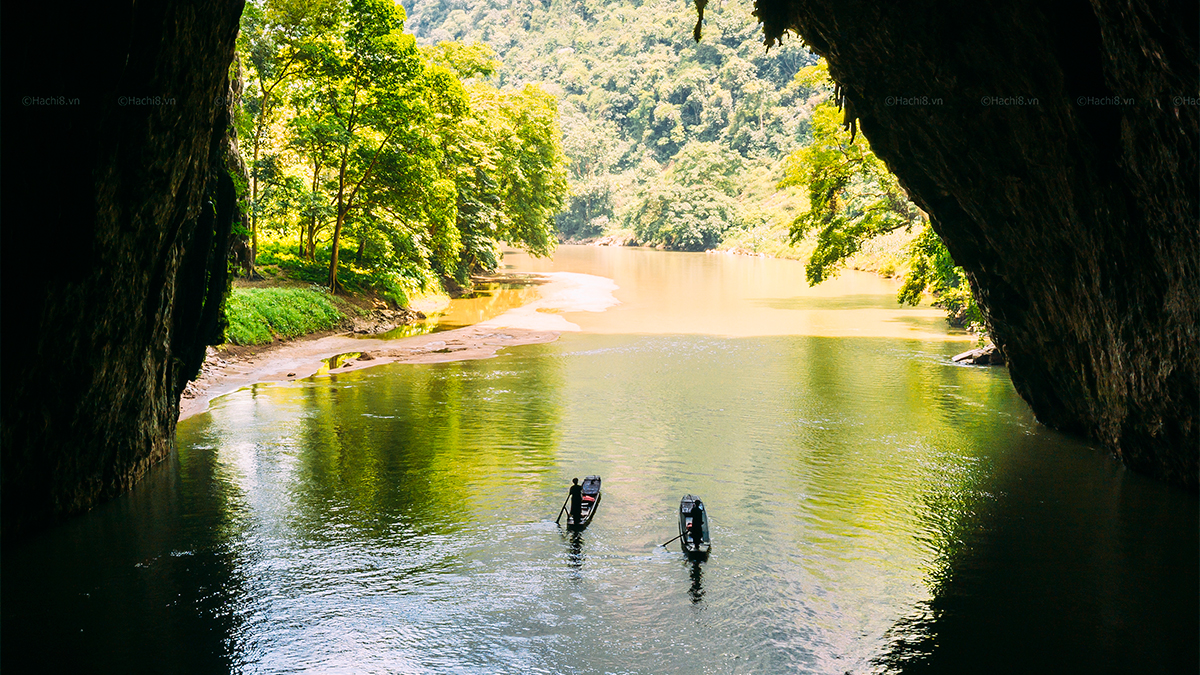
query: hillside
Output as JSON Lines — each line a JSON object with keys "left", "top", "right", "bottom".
{"left": 404, "top": 0, "right": 817, "bottom": 248}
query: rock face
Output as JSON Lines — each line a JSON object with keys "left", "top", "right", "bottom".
{"left": 2, "top": 1, "right": 247, "bottom": 536}
{"left": 753, "top": 0, "right": 1198, "bottom": 488}
{"left": 0, "top": 0, "right": 1195, "bottom": 539}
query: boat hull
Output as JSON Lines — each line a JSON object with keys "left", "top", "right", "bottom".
{"left": 565, "top": 475, "right": 602, "bottom": 531}
{"left": 678, "top": 494, "right": 711, "bottom": 559}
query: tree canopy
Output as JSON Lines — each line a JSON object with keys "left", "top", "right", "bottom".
{"left": 237, "top": 0, "right": 568, "bottom": 299}
{"left": 403, "top": 0, "right": 817, "bottom": 243}
{"left": 237, "top": 0, "right": 976, "bottom": 328}
{"left": 780, "top": 60, "right": 981, "bottom": 329}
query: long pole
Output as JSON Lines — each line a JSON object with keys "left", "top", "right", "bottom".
{"left": 555, "top": 494, "right": 570, "bottom": 524}
{"left": 658, "top": 533, "right": 684, "bottom": 547}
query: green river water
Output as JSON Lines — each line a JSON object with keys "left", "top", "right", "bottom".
{"left": 3, "top": 246, "right": 1196, "bottom": 674}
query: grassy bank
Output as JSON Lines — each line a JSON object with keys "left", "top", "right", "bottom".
{"left": 256, "top": 241, "right": 428, "bottom": 308}
{"left": 225, "top": 287, "right": 346, "bottom": 346}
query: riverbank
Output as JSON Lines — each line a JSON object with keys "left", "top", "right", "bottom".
{"left": 179, "top": 271, "right": 620, "bottom": 421}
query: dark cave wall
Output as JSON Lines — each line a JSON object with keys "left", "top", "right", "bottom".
{"left": 0, "top": 0, "right": 1194, "bottom": 542}
{"left": 2, "top": 1, "right": 247, "bottom": 536}
{"left": 754, "top": 0, "right": 1199, "bottom": 488}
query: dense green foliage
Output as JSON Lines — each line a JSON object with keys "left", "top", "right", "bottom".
{"left": 225, "top": 287, "right": 346, "bottom": 345}
{"left": 237, "top": 0, "right": 568, "bottom": 295}
{"left": 256, "top": 240, "right": 414, "bottom": 305}
{"left": 403, "top": 0, "right": 816, "bottom": 244}
{"left": 780, "top": 60, "right": 982, "bottom": 329}
{"left": 780, "top": 63, "right": 922, "bottom": 285}
{"left": 898, "top": 227, "right": 985, "bottom": 330}
{"left": 238, "top": 0, "right": 978, "bottom": 330}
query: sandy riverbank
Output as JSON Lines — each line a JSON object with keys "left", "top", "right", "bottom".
{"left": 178, "top": 271, "right": 619, "bottom": 421}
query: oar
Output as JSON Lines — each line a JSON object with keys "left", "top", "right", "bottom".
{"left": 658, "top": 533, "right": 684, "bottom": 548}
{"left": 554, "top": 494, "right": 570, "bottom": 524}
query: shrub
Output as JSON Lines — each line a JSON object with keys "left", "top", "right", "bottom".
{"left": 255, "top": 241, "right": 418, "bottom": 307}
{"left": 625, "top": 183, "right": 742, "bottom": 251}
{"left": 225, "top": 287, "right": 345, "bottom": 345}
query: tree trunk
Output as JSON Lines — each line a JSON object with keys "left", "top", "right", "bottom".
{"left": 328, "top": 156, "right": 347, "bottom": 291}
{"left": 251, "top": 123, "right": 260, "bottom": 263}
{"left": 307, "top": 160, "right": 321, "bottom": 260}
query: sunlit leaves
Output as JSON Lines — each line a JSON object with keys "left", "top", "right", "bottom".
{"left": 404, "top": 0, "right": 817, "bottom": 239}
{"left": 239, "top": 0, "right": 568, "bottom": 294}
{"left": 421, "top": 41, "right": 500, "bottom": 80}
{"left": 780, "top": 61, "right": 923, "bottom": 286}
{"left": 898, "top": 226, "right": 982, "bottom": 330}
{"left": 780, "top": 59, "right": 980, "bottom": 329}
{"left": 447, "top": 82, "right": 569, "bottom": 279}
{"left": 627, "top": 183, "right": 741, "bottom": 251}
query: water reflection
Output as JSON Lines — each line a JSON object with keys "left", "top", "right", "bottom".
{"left": 873, "top": 436, "right": 1199, "bottom": 674}
{"left": 316, "top": 351, "right": 361, "bottom": 375}
{"left": 566, "top": 532, "right": 585, "bottom": 574}
{"left": 2, "top": 247, "right": 1195, "bottom": 674}
{"left": 375, "top": 282, "right": 542, "bottom": 339}
{"left": 1, "top": 435, "right": 249, "bottom": 674}
{"left": 688, "top": 561, "right": 705, "bottom": 605}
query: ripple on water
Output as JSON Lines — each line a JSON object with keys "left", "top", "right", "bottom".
{"left": 6, "top": 253, "right": 1195, "bottom": 674}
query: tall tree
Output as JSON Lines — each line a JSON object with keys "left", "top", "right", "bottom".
{"left": 431, "top": 42, "right": 569, "bottom": 280}
{"left": 234, "top": 1, "right": 569, "bottom": 295}
{"left": 240, "top": 0, "right": 340, "bottom": 261}
{"left": 286, "top": 83, "right": 338, "bottom": 259}
{"left": 314, "top": 0, "right": 432, "bottom": 291}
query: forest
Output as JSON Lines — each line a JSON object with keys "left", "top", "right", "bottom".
{"left": 237, "top": 0, "right": 569, "bottom": 305}
{"left": 239, "top": 0, "right": 977, "bottom": 328}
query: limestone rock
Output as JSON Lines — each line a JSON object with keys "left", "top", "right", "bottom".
{"left": 754, "top": 0, "right": 1198, "bottom": 489}
{"left": 952, "top": 344, "right": 1006, "bottom": 366}
{"left": 2, "top": 0, "right": 248, "bottom": 537}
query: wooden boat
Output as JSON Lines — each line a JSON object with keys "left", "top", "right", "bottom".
{"left": 566, "top": 475, "right": 602, "bottom": 530}
{"left": 678, "top": 494, "right": 711, "bottom": 559}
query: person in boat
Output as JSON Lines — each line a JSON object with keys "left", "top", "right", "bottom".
{"left": 568, "top": 478, "right": 583, "bottom": 524}
{"left": 688, "top": 501, "right": 704, "bottom": 546}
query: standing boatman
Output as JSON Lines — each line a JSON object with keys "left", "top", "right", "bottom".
{"left": 568, "top": 478, "right": 583, "bottom": 525}
{"left": 688, "top": 500, "right": 704, "bottom": 546}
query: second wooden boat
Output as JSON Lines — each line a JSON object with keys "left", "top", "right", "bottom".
{"left": 566, "top": 475, "right": 602, "bottom": 530}
{"left": 679, "top": 494, "right": 711, "bottom": 559}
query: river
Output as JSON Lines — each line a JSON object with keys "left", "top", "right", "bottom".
{"left": 3, "top": 246, "right": 1196, "bottom": 674}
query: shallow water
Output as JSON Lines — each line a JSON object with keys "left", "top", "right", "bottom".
{"left": 377, "top": 282, "right": 544, "bottom": 339}
{"left": 4, "top": 247, "right": 1195, "bottom": 674}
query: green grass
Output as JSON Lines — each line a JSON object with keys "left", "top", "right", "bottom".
{"left": 255, "top": 241, "right": 416, "bottom": 307}
{"left": 225, "top": 287, "right": 345, "bottom": 346}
